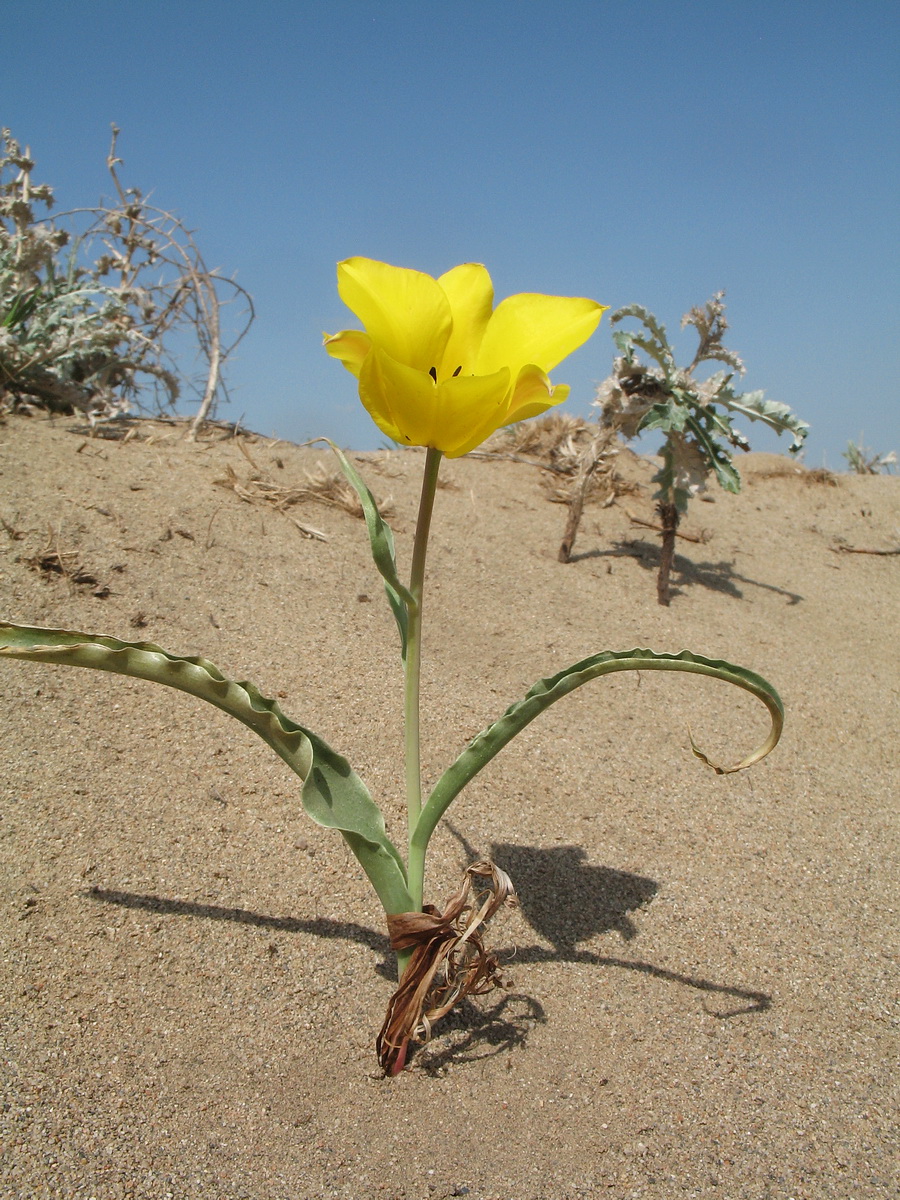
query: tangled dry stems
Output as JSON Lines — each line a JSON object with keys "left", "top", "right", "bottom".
{"left": 377, "top": 861, "right": 516, "bottom": 1075}
{"left": 488, "top": 412, "right": 593, "bottom": 460}
{"left": 213, "top": 441, "right": 393, "bottom": 540}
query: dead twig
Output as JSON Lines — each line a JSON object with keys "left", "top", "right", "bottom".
{"left": 23, "top": 526, "right": 106, "bottom": 591}
{"left": 214, "top": 465, "right": 329, "bottom": 540}
{"left": 468, "top": 450, "right": 571, "bottom": 474}
{"left": 626, "top": 511, "right": 710, "bottom": 544}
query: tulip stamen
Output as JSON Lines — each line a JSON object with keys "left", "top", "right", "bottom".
{"left": 429, "top": 367, "right": 437, "bottom": 382}
{"left": 452, "top": 365, "right": 462, "bottom": 377}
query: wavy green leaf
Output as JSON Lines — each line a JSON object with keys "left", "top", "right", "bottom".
{"left": 0, "top": 622, "right": 412, "bottom": 914}
{"left": 717, "top": 390, "right": 810, "bottom": 454}
{"left": 412, "top": 649, "right": 783, "bottom": 855}
{"left": 308, "top": 439, "right": 412, "bottom": 657}
{"left": 684, "top": 411, "right": 742, "bottom": 494}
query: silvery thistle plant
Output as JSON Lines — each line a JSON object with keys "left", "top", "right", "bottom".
{"left": 0, "top": 258, "right": 784, "bottom": 1073}
{"left": 595, "top": 295, "right": 809, "bottom": 604}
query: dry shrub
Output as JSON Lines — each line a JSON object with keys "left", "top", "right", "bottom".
{"left": 744, "top": 455, "right": 839, "bottom": 486}
{"left": 1, "top": 126, "right": 252, "bottom": 434}
{"left": 805, "top": 467, "right": 839, "bottom": 486}
{"left": 214, "top": 442, "right": 393, "bottom": 539}
{"left": 484, "top": 413, "right": 635, "bottom": 506}
{"left": 485, "top": 413, "right": 593, "bottom": 466}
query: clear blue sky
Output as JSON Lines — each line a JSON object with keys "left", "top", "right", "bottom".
{"left": 6, "top": 1, "right": 898, "bottom": 468}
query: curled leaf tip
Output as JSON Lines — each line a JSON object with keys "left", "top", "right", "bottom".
{"left": 689, "top": 705, "right": 784, "bottom": 775}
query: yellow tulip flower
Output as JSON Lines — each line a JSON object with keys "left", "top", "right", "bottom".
{"left": 324, "top": 258, "right": 606, "bottom": 457}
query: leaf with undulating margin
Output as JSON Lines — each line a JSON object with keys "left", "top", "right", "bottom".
{"left": 610, "top": 303, "right": 672, "bottom": 351}
{"left": 684, "top": 410, "right": 742, "bottom": 494}
{"left": 411, "top": 649, "right": 783, "bottom": 854}
{"left": 691, "top": 391, "right": 750, "bottom": 452}
{"left": 616, "top": 331, "right": 675, "bottom": 379}
{"left": 0, "top": 623, "right": 413, "bottom": 915}
{"left": 308, "top": 439, "right": 412, "bottom": 658}
{"left": 717, "top": 390, "right": 810, "bottom": 454}
{"left": 610, "top": 304, "right": 678, "bottom": 377}
{"left": 696, "top": 345, "right": 745, "bottom": 374}
{"left": 638, "top": 397, "right": 688, "bottom": 436}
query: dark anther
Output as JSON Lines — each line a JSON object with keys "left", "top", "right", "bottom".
{"left": 452, "top": 365, "right": 462, "bottom": 377}
{"left": 429, "top": 366, "right": 437, "bottom": 382}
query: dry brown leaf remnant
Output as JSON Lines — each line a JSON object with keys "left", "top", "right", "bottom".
{"left": 377, "top": 861, "right": 516, "bottom": 1075}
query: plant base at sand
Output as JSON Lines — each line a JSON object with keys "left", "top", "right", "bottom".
{"left": 0, "top": 261, "right": 789, "bottom": 1071}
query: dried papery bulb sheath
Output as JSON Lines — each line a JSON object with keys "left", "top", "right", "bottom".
{"left": 377, "top": 861, "right": 515, "bottom": 1074}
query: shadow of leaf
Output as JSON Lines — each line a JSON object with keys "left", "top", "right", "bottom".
{"left": 491, "top": 842, "right": 658, "bottom": 951}
{"left": 506, "top": 945, "right": 770, "bottom": 1017}
{"left": 87, "top": 886, "right": 390, "bottom": 956}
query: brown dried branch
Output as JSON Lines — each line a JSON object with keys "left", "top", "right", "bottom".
{"left": 213, "top": 465, "right": 329, "bottom": 541}
{"left": 828, "top": 543, "right": 900, "bottom": 556}
{"left": 626, "top": 512, "right": 710, "bottom": 543}
{"left": 377, "top": 861, "right": 516, "bottom": 1074}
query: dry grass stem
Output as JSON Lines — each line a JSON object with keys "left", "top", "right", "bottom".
{"left": 626, "top": 511, "right": 710, "bottom": 544}
{"left": 829, "top": 543, "right": 900, "bottom": 556}
{"left": 214, "top": 450, "right": 394, "bottom": 542}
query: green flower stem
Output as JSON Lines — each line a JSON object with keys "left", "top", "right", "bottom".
{"left": 404, "top": 447, "right": 443, "bottom": 914}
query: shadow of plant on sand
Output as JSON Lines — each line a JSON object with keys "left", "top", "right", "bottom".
{"left": 89, "top": 842, "right": 770, "bottom": 1065}
{"left": 570, "top": 539, "right": 803, "bottom": 605}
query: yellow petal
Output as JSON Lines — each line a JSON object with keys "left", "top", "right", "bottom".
{"left": 505, "top": 365, "right": 570, "bottom": 424}
{"left": 436, "top": 263, "right": 494, "bottom": 376}
{"left": 337, "top": 257, "right": 451, "bottom": 373}
{"left": 476, "top": 294, "right": 606, "bottom": 378}
{"left": 358, "top": 346, "right": 511, "bottom": 454}
{"left": 430, "top": 369, "right": 512, "bottom": 455}
{"left": 358, "top": 347, "right": 435, "bottom": 446}
{"left": 323, "top": 329, "right": 371, "bottom": 378}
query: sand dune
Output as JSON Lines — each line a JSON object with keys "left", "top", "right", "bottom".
{"left": 1, "top": 413, "right": 897, "bottom": 1199}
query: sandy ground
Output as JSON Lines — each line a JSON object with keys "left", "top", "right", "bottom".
{"left": 0, "top": 411, "right": 897, "bottom": 1200}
